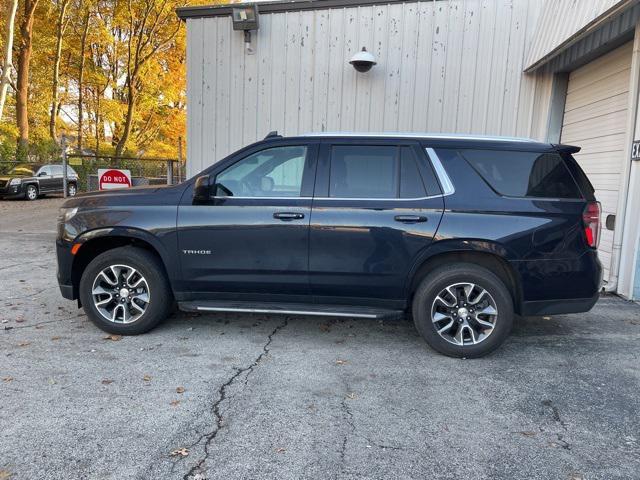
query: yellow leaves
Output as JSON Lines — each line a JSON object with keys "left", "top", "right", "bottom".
{"left": 175, "top": 386, "right": 185, "bottom": 394}
{"left": 103, "top": 334, "right": 122, "bottom": 341}
{"left": 170, "top": 448, "right": 189, "bottom": 457}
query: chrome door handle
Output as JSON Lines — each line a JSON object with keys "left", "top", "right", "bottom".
{"left": 394, "top": 215, "right": 427, "bottom": 223}
{"left": 273, "top": 212, "right": 305, "bottom": 220}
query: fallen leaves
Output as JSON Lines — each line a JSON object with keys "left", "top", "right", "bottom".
{"left": 345, "top": 392, "right": 357, "bottom": 400}
{"left": 2, "top": 376, "right": 14, "bottom": 383}
{"left": 0, "top": 469, "right": 12, "bottom": 480}
{"left": 51, "top": 336, "right": 62, "bottom": 341}
{"left": 170, "top": 448, "right": 189, "bottom": 457}
{"left": 103, "top": 334, "right": 122, "bottom": 341}
{"left": 335, "top": 359, "right": 348, "bottom": 365}
{"left": 516, "top": 431, "right": 538, "bottom": 437}
{"left": 17, "top": 342, "right": 30, "bottom": 347}
{"left": 170, "top": 400, "right": 180, "bottom": 407}
{"left": 176, "top": 386, "right": 185, "bottom": 394}
{"left": 143, "top": 375, "right": 152, "bottom": 382}
{"left": 275, "top": 447, "right": 286, "bottom": 454}
{"left": 101, "top": 379, "right": 114, "bottom": 385}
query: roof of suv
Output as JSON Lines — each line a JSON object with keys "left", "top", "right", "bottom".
{"left": 278, "top": 132, "right": 576, "bottom": 152}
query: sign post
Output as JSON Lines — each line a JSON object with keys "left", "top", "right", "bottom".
{"left": 98, "top": 168, "right": 132, "bottom": 190}
{"left": 61, "top": 135, "right": 68, "bottom": 198}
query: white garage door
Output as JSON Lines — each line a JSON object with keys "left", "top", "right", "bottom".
{"left": 561, "top": 41, "right": 632, "bottom": 284}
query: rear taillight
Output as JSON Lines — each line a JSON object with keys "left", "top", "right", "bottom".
{"left": 583, "top": 201, "right": 601, "bottom": 249}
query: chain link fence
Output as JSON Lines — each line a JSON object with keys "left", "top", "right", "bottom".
{"left": 1, "top": 156, "right": 186, "bottom": 193}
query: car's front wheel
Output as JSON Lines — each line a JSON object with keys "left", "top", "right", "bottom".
{"left": 412, "top": 263, "right": 514, "bottom": 358}
{"left": 79, "top": 246, "right": 173, "bottom": 335}
{"left": 25, "top": 184, "right": 38, "bottom": 201}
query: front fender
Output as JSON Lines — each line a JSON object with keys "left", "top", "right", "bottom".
{"left": 74, "top": 226, "right": 178, "bottom": 282}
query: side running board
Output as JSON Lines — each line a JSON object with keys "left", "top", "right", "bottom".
{"left": 178, "top": 301, "right": 404, "bottom": 319}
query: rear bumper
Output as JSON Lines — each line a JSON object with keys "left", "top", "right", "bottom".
{"left": 520, "top": 292, "right": 599, "bottom": 316}
{"left": 512, "top": 249, "right": 602, "bottom": 316}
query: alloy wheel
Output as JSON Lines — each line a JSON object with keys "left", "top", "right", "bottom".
{"left": 27, "top": 186, "right": 37, "bottom": 200}
{"left": 68, "top": 184, "right": 77, "bottom": 196}
{"left": 91, "top": 264, "right": 151, "bottom": 324}
{"left": 430, "top": 282, "right": 498, "bottom": 346}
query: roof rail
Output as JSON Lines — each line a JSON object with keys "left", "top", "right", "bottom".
{"left": 264, "top": 131, "right": 281, "bottom": 139}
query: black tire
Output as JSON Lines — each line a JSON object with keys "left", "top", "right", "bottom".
{"left": 25, "top": 184, "right": 38, "bottom": 201}
{"left": 411, "top": 263, "right": 514, "bottom": 358}
{"left": 67, "top": 183, "right": 77, "bottom": 197}
{"left": 79, "top": 246, "right": 173, "bottom": 335}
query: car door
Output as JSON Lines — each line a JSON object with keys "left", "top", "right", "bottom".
{"left": 36, "top": 166, "right": 56, "bottom": 192}
{"left": 177, "top": 142, "right": 318, "bottom": 301}
{"left": 50, "top": 165, "right": 64, "bottom": 192}
{"left": 309, "top": 140, "right": 445, "bottom": 304}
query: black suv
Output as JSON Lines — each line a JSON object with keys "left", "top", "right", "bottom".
{"left": 1, "top": 163, "right": 79, "bottom": 200}
{"left": 56, "top": 133, "right": 602, "bottom": 357}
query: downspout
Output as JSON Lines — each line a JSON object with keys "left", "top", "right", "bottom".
{"left": 606, "top": 20, "right": 640, "bottom": 293}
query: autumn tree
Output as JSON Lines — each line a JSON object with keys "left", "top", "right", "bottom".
{"left": 15, "top": 0, "right": 40, "bottom": 157}
{"left": 113, "top": 0, "right": 184, "bottom": 157}
{"left": 0, "top": 0, "right": 18, "bottom": 122}
{"left": 49, "top": 0, "right": 71, "bottom": 141}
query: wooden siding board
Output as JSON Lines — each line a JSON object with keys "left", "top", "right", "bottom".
{"left": 186, "top": 18, "right": 204, "bottom": 176}
{"left": 187, "top": 0, "right": 551, "bottom": 171}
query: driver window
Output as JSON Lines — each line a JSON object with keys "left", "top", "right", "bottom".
{"left": 215, "top": 146, "right": 307, "bottom": 197}
{"left": 38, "top": 166, "right": 51, "bottom": 176}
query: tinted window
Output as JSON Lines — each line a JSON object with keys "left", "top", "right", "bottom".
{"left": 329, "top": 146, "right": 398, "bottom": 198}
{"left": 51, "top": 165, "right": 63, "bottom": 175}
{"left": 216, "top": 146, "right": 306, "bottom": 197}
{"left": 457, "top": 149, "right": 582, "bottom": 199}
{"left": 38, "top": 166, "right": 51, "bottom": 176}
{"left": 400, "top": 147, "right": 427, "bottom": 198}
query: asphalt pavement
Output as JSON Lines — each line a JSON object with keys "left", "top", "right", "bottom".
{"left": 1, "top": 196, "right": 639, "bottom": 480}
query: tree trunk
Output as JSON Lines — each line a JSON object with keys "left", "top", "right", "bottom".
{"left": 15, "top": 0, "right": 40, "bottom": 156}
{"left": 115, "top": 81, "right": 136, "bottom": 157}
{"left": 49, "top": 0, "right": 70, "bottom": 142}
{"left": 0, "top": 0, "right": 19, "bottom": 123}
{"left": 77, "top": 8, "right": 90, "bottom": 151}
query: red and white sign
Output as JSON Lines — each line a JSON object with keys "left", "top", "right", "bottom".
{"left": 98, "top": 169, "right": 132, "bottom": 190}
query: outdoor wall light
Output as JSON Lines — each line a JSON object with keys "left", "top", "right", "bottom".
{"left": 349, "top": 47, "right": 377, "bottom": 72}
{"left": 232, "top": 4, "right": 259, "bottom": 53}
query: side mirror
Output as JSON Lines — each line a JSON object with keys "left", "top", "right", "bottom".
{"left": 38, "top": 171, "right": 47, "bottom": 177}
{"left": 192, "top": 175, "right": 211, "bottom": 205}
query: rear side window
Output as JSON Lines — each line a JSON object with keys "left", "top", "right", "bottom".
{"left": 329, "top": 146, "right": 398, "bottom": 198}
{"left": 328, "top": 145, "right": 430, "bottom": 199}
{"left": 457, "top": 149, "right": 582, "bottom": 199}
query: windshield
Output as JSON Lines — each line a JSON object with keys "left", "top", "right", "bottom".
{"left": 8, "top": 164, "right": 38, "bottom": 176}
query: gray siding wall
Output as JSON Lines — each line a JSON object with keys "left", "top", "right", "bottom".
{"left": 186, "top": 0, "right": 551, "bottom": 175}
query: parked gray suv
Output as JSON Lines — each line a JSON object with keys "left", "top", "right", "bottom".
{"left": 0, "top": 164, "right": 79, "bottom": 200}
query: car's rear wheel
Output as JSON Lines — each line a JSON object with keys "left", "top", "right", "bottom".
{"left": 412, "top": 263, "right": 514, "bottom": 358}
{"left": 67, "top": 183, "right": 77, "bottom": 196}
{"left": 25, "top": 184, "right": 38, "bottom": 201}
{"left": 79, "top": 246, "right": 173, "bottom": 335}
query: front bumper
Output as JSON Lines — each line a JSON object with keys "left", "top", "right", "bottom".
{"left": 56, "top": 237, "right": 76, "bottom": 300}
{"left": 0, "top": 183, "right": 25, "bottom": 198}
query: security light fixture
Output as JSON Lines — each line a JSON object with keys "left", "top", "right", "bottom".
{"left": 232, "top": 4, "right": 259, "bottom": 53}
{"left": 232, "top": 4, "right": 259, "bottom": 31}
{"left": 349, "top": 47, "right": 377, "bottom": 72}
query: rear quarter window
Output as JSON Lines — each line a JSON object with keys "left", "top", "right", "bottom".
{"left": 454, "top": 149, "right": 583, "bottom": 199}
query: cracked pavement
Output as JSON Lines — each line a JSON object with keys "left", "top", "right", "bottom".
{"left": 1, "top": 197, "right": 640, "bottom": 479}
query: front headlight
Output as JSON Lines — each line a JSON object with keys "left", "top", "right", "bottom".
{"left": 58, "top": 207, "right": 78, "bottom": 223}
{"left": 9, "top": 178, "right": 21, "bottom": 186}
